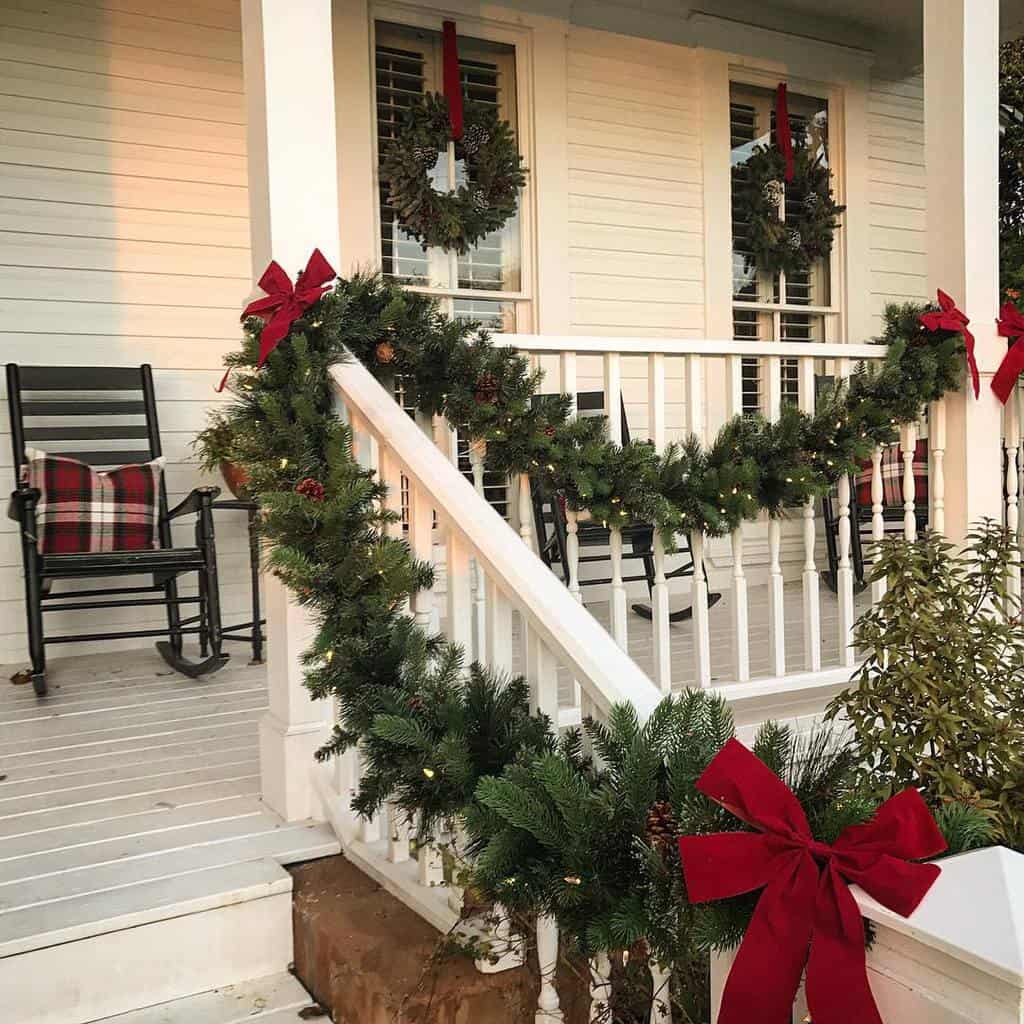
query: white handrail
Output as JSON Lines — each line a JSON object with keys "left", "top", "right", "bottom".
{"left": 502, "top": 335, "right": 886, "bottom": 360}
{"left": 330, "top": 357, "right": 664, "bottom": 722}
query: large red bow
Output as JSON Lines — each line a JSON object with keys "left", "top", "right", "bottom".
{"left": 991, "top": 300, "right": 1024, "bottom": 404}
{"left": 919, "top": 289, "right": 978, "bottom": 398}
{"left": 775, "top": 83, "right": 794, "bottom": 183}
{"left": 219, "top": 249, "right": 336, "bottom": 391}
{"left": 678, "top": 739, "right": 945, "bottom": 1024}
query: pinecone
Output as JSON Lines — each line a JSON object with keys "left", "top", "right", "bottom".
{"left": 408, "top": 695, "right": 425, "bottom": 712}
{"left": 803, "top": 191, "right": 820, "bottom": 212}
{"left": 762, "top": 179, "right": 785, "bottom": 206}
{"left": 787, "top": 228, "right": 803, "bottom": 250}
{"left": 413, "top": 143, "right": 439, "bottom": 167}
{"left": 470, "top": 188, "right": 489, "bottom": 214}
{"left": 295, "top": 477, "right": 325, "bottom": 502}
{"left": 645, "top": 800, "right": 677, "bottom": 852}
{"left": 461, "top": 123, "right": 490, "bottom": 156}
{"left": 474, "top": 372, "right": 500, "bottom": 405}
{"left": 375, "top": 340, "right": 396, "bottom": 364}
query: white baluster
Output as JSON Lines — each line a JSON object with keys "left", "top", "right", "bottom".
{"left": 726, "top": 355, "right": 749, "bottom": 682}
{"left": 691, "top": 531, "right": 712, "bottom": 687}
{"left": 686, "top": 354, "right": 712, "bottom": 685}
{"left": 561, "top": 350, "right": 578, "bottom": 416}
{"left": 485, "top": 578, "right": 514, "bottom": 675}
{"left": 416, "top": 819, "right": 444, "bottom": 888}
{"left": 387, "top": 802, "right": 411, "bottom": 864}
{"left": 604, "top": 351, "right": 622, "bottom": 445}
{"left": 446, "top": 528, "right": 473, "bottom": 655}
{"left": 1005, "top": 395, "right": 1021, "bottom": 614}
{"left": 931, "top": 398, "right": 946, "bottom": 536}
{"left": 526, "top": 628, "right": 559, "bottom": 724}
{"left": 609, "top": 526, "right": 628, "bottom": 649}
{"left": 469, "top": 440, "right": 488, "bottom": 662}
{"left": 650, "top": 959, "right": 673, "bottom": 1023}
{"left": 837, "top": 474, "right": 855, "bottom": 668}
{"left": 518, "top": 473, "right": 534, "bottom": 551}
{"left": 652, "top": 532, "right": 672, "bottom": 694}
{"left": 535, "top": 914, "right": 563, "bottom": 1022}
{"left": 588, "top": 952, "right": 613, "bottom": 1023}
{"left": 870, "top": 445, "right": 887, "bottom": 607}
{"left": 649, "top": 352, "right": 666, "bottom": 450}
{"left": 902, "top": 421, "right": 918, "bottom": 541}
{"left": 409, "top": 482, "right": 434, "bottom": 631}
{"left": 566, "top": 506, "right": 583, "bottom": 707}
{"left": 798, "top": 357, "right": 821, "bottom": 672}
{"left": 768, "top": 517, "right": 786, "bottom": 678}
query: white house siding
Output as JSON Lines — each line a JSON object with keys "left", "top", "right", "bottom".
{"left": 0, "top": 0, "right": 253, "bottom": 664}
{"left": 867, "top": 72, "right": 929, "bottom": 333}
{"left": 562, "top": 27, "right": 704, "bottom": 443}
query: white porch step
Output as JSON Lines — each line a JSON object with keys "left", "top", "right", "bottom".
{"left": 90, "top": 971, "right": 321, "bottom": 1023}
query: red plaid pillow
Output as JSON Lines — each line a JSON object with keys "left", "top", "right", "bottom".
{"left": 854, "top": 439, "right": 928, "bottom": 509}
{"left": 24, "top": 450, "right": 164, "bottom": 555}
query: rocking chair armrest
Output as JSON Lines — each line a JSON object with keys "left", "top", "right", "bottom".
{"left": 165, "top": 485, "right": 221, "bottom": 522}
{"left": 7, "top": 486, "right": 40, "bottom": 523}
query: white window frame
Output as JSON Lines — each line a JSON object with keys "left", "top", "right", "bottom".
{"left": 369, "top": 4, "right": 537, "bottom": 332}
{"left": 727, "top": 66, "right": 848, "bottom": 345}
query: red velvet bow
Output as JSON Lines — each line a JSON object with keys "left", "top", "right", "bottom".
{"left": 919, "top": 289, "right": 978, "bottom": 398}
{"left": 678, "top": 739, "right": 945, "bottom": 1024}
{"left": 991, "top": 300, "right": 1024, "bottom": 404}
{"left": 775, "top": 83, "right": 794, "bottom": 183}
{"left": 218, "top": 249, "right": 335, "bottom": 391}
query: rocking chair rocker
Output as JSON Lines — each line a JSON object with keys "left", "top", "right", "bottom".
{"left": 6, "top": 364, "right": 229, "bottom": 696}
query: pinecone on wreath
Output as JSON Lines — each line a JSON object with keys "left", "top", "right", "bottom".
{"left": 474, "top": 372, "right": 500, "bottom": 405}
{"left": 803, "top": 191, "right": 820, "bottom": 212}
{"left": 412, "top": 143, "right": 439, "bottom": 167}
{"left": 461, "top": 123, "right": 490, "bottom": 156}
{"left": 787, "top": 228, "right": 803, "bottom": 250}
{"left": 375, "top": 340, "right": 396, "bottom": 364}
{"left": 408, "top": 695, "right": 425, "bottom": 712}
{"left": 470, "top": 189, "right": 489, "bottom": 214}
{"left": 762, "top": 178, "right": 785, "bottom": 206}
{"left": 645, "top": 800, "right": 677, "bottom": 853}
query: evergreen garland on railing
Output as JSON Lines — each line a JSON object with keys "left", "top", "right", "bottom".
{"left": 202, "top": 271, "right": 978, "bottom": 1013}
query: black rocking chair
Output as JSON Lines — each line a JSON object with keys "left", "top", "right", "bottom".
{"left": 6, "top": 364, "right": 229, "bottom": 696}
{"left": 531, "top": 391, "right": 720, "bottom": 621}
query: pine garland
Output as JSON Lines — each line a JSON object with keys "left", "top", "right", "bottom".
{"left": 200, "top": 270, "right": 984, "bottom": 1016}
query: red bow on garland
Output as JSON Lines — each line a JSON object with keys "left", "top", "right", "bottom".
{"left": 442, "top": 21, "right": 464, "bottom": 141}
{"left": 775, "top": 83, "right": 795, "bottom": 183}
{"left": 678, "top": 739, "right": 945, "bottom": 1024}
{"left": 991, "top": 300, "right": 1024, "bottom": 404}
{"left": 919, "top": 289, "right": 978, "bottom": 398}
{"left": 218, "top": 249, "right": 336, "bottom": 392}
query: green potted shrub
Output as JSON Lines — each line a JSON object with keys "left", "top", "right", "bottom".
{"left": 828, "top": 520, "right": 1024, "bottom": 848}
{"left": 194, "top": 411, "right": 250, "bottom": 499}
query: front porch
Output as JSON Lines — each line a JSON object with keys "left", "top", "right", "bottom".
{"left": 0, "top": 650, "right": 337, "bottom": 1024}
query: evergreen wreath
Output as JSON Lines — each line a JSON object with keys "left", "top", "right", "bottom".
{"left": 733, "top": 142, "right": 845, "bottom": 278}
{"left": 381, "top": 92, "right": 528, "bottom": 254}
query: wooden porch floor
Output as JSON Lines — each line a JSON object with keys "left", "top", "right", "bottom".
{"left": 0, "top": 650, "right": 337, "bottom": 961}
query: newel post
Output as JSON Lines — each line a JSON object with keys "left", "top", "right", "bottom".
{"left": 241, "top": 0, "right": 340, "bottom": 820}
{"left": 923, "top": 0, "right": 1003, "bottom": 541}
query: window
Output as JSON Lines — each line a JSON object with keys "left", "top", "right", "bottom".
{"left": 375, "top": 22, "right": 527, "bottom": 333}
{"left": 730, "top": 83, "right": 838, "bottom": 414}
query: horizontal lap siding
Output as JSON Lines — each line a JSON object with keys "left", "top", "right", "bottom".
{"left": 0, "top": 0, "right": 252, "bottom": 664}
{"left": 868, "top": 72, "right": 928, "bottom": 333}
{"left": 565, "top": 28, "right": 705, "bottom": 441}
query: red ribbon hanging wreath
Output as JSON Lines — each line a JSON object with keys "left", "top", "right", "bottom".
{"left": 678, "top": 739, "right": 945, "bottom": 1024}
{"left": 442, "top": 20, "right": 464, "bottom": 141}
{"left": 775, "top": 83, "right": 795, "bottom": 183}
{"left": 919, "top": 289, "right": 978, "bottom": 399}
{"left": 218, "top": 249, "right": 336, "bottom": 392}
{"left": 991, "top": 300, "right": 1024, "bottom": 404}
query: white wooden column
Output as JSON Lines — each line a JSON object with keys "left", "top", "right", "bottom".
{"left": 924, "top": 0, "right": 1003, "bottom": 541}
{"left": 242, "top": 0, "right": 340, "bottom": 820}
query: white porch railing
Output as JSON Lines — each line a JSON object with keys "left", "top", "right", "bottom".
{"left": 312, "top": 335, "right": 1024, "bottom": 1023}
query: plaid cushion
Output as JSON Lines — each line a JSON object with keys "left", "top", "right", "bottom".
{"left": 854, "top": 439, "right": 928, "bottom": 509}
{"left": 24, "top": 450, "right": 164, "bottom": 555}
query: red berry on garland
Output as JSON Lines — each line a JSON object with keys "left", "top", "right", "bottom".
{"left": 474, "top": 372, "right": 500, "bottom": 405}
{"left": 544, "top": 426, "right": 556, "bottom": 438}
{"left": 375, "top": 340, "right": 396, "bottom": 364}
{"left": 296, "top": 477, "right": 325, "bottom": 502}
